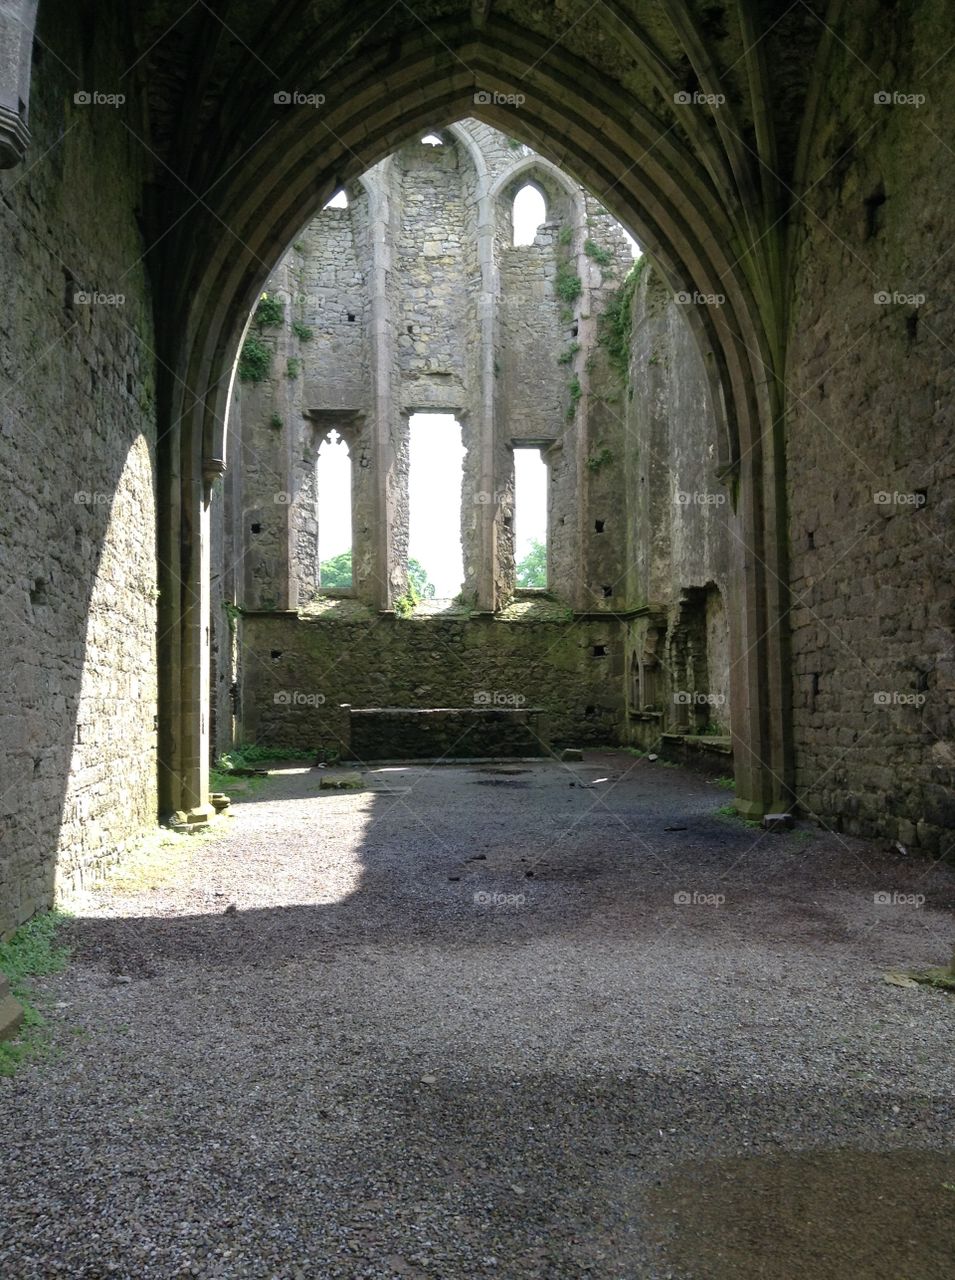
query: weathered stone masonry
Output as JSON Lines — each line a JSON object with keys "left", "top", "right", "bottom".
{"left": 0, "top": 3, "right": 158, "bottom": 937}
{"left": 2, "top": 1, "right": 955, "bottom": 952}
{"left": 219, "top": 125, "right": 735, "bottom": 763}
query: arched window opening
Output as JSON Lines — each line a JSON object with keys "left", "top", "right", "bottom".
{"left": 324, "top": 189, "right": 349, "bottom": 209}
{"left": 420, "top": 133, "right": 444, "bottom": 147}
{"left": 512, "top": 184, "right": 547, "bottom": 246}
{"left": 317, "top": 431, "right": 353, "bottom": 589}
{"left": 408, "top": 413, "right": 465, "bottom": 602}
{"left": 513, "top": 447, "right": 548, "bottom": 588}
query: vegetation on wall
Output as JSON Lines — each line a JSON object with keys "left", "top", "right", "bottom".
{"left": 586, "top": 446, "right": 615, "bottom": 472}
{"left": 254, "top": 293, "right": 285, "bottom": 329}
{"left": 555, "top": 262, "right": 583, "bottom": 306}
{"left": 394, "top": 558, "right": 438, "bottom": 616}
{"left": 238, "top": 290, "right": 286, "bottom": 383}
{"left": 238, "top": 334, "right": 272, "bottom": 383}
{"left": 598, "top": 255, "right": 646, "bottom": 384}
{"left": 584, "top": 237, "right": 614, "bottom": 268}
{"left": 292, "top": 321, "right": 313, "bottom": 342}
{"left": 566, "top": 374, "right": 582, "bottom": 419}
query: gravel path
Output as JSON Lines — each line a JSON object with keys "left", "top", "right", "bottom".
{"left": 1, "top": 753, "right": 953, "bottom": 1278}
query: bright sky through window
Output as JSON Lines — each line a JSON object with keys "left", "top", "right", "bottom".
{"left": 514, "top": 448, "right": 548, "bottom": 578}
{"left": 408, "top": 413, "right": 465, "bottom": 599}
{"left": 317, "top": 431, "right": 352, "bottom": 571}
{"left": 324, "top": 189, "right": 348, "bottom": 208}
{"left": 512, "top": 184, "right": 546, "bottom": 245}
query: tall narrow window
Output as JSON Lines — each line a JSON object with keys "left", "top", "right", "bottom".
{"left": 512, "top": 184, "right": 546, "bottom": 246}
{"left": 317, "top": 431, "right": 353, "bottom": 588}
{"left": 408, "top": 413, "right": 465, "bottom": 601}
{"left": 514, "top": 447, "right": 548, "bottom": 588}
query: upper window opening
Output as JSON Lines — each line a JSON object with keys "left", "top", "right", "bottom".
{"left": 514, "top": 447, "right": 548, "bottom": 588}
{"left": 324, "top": 190, "right": 349, "bottom": 209}
{"left": 408, "top": 413, "right": 464, "bottom": 602}
{"left": 318, "top": 431, "right": 353, "bottom": 589}
{"left": 512, "top": 184, "right": 546, "bottom": 246}
{"left": 420, "top": 133, "right": 444, "bottom": 147}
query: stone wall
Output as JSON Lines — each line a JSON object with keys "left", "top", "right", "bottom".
{"left": 239, "top": 602, "right": 625, "bottom": 752}
{"left": 593, "top": 262, "right": 735, "bottom": 751}
{"left": 220, "top": 126, "right": 741, "bottom": 766}
{"left": 0, "top": 1, "right": 158, "bottom": 934}
{"left": 786, "top": 3, "right": 955, "bottom": 849}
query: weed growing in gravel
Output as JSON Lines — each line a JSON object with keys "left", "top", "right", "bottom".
{"left": 714, "top": 775, "right": 736, "bottom": 790}
{"left": 0, "top": 910, "right": 70, "bottom": 1076}
{"left": 715, "top": 804, "right": 761, "bottom": 829}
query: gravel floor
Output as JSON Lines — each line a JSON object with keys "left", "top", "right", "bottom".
{"left": 1, "top": 752, "right": 954, "bottom": 1279}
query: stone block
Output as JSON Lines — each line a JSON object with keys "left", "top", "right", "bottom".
{"left": 320, "top": 771, "right": 364, "bottom": 789}
{"left": 763, "top": 813, "right": 794, "bottom": 832}
{"left": 0, "top": 975, "right": 24, "bottom": 1044}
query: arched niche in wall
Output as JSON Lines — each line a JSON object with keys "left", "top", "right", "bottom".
{"left": 491, "top": 159, "right": 585, "bottom": 253}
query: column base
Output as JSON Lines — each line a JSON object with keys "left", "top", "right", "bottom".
{"left": 0, "top": 976, "right": 24, "bottom": 1044}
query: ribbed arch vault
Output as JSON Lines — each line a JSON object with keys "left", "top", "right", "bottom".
{"left": 140, "top": 5, "right": 801, "bottom": 822}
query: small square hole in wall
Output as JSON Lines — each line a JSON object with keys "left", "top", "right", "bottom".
{"left": 594, "top": 519, "right": 605, "bottom": 533}
{"left": 601, "top": 585, "right": 613, "bottom": 598}
{"left": 270, "top": 650, "right": 283, "bottom": 660}
{"left": 592, "top": 644, "right": 607, "bottom": 657}
{"left": 250, "top": 522, "right": 262, "bottom": 534}
{"left": 347, "top": 312, "right": 356, "bottom": 322}
{"left": 807, "top": 530, "right": 815, "bottom": 549}
{"left": 914, "top": 488, "right": 927, "bottom": 507}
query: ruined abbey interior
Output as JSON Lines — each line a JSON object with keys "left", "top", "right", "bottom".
{"left": 1, "top": 2, "right": 954, "bottom": 1275}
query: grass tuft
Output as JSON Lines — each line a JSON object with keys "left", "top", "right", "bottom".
{"left": 0, "top": 910, "right": 71, "bottom": 1076}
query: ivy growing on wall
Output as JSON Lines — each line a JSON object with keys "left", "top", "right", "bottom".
{"left": 238, "top": 334, "right": 272, "bottom": 383}
{"left": 555, "top": 262, "right": 583, "bottom": 305}
{"left": 584, "top": 237, "right": 614, "bottom": 268}
{"left": 254, "top": 293, "right": 285, "bottom": 328}
{"left": 598, "top": 255, "right": 646, "bottom": 384}
{"left": 238, "top": 292, "right": 285, "bottom": 382}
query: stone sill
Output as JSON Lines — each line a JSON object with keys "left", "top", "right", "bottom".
{"left": 662, "top": 731, "right": 733, "bottom": 757}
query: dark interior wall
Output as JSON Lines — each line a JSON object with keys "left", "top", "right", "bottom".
{"left": 0, "top": 0, "right": 158, "bottom": 934}
{"left": 786, "top": 1, "right": 955, "bottom": 849}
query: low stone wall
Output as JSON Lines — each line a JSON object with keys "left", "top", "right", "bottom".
{"left": 239, "top": 602, "right": 625, "bottom": 753}
{"left": 348, "top": 707, "right": 549, "bottom": 760}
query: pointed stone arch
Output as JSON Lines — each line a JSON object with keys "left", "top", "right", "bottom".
{"left": 150, "top": 16, "right": 789, "bottom": 822}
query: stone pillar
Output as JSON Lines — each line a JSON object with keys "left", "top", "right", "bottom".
{"left": 474, "top": 169, "right": 498, "bottom": 610}
{"left": 0, "top": 0, "right": 37, "bottom": 167}
{"left": 367, "top": 175, "right": 396, "bottom": 610}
